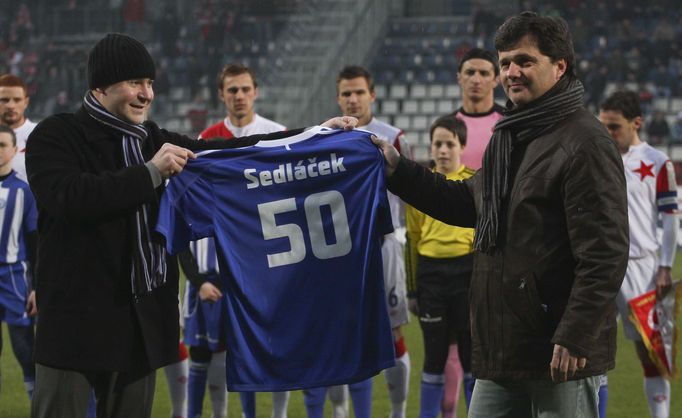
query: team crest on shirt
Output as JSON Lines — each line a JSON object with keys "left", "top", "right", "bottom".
{"left": 634, "top": 161, "right": 654, "bottom": 181}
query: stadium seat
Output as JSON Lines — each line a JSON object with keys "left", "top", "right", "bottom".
{"left": 403, "top": 99, "right": 420, "bottom": 114}
{"left": 391, "top": 84, "right": 408, "bottom": 99}
{"left": 394, "top": 115, "right": 411, "bottom": 130}
{"left": 444, "top": 85, "right": 461, "bottom": 99}
{"left": 413, "top": 115, "right": 429, "bottom": 130}
{"left": 427, "top": 84, "right": 445, "bottom": 98}
{"left": 411, "top": 84, "right": 427, "bottom": 99}
{"left": 381, "top": 99, "right": 399, "bottom": 115}
{"left": 421, "top": 100, "right": 437, "bottom": 114}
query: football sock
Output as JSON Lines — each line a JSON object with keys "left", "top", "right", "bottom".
{"left": 207, "top": 351, "right": 227, "bottom": 418}
{"left": 303, "top": 387, "right": 327, "bottom": 418}
{"left": 328, "top": 385, "right": 349, "bottom": 418}
{"left": 349, "top": 378, "right": 373, "bottom": 418}
{"left": 188, "top": 360, "right": 209, "bottom": 418}
{"left": 271, "top": 391, "right": 290, "bottom": 418}
{"left": 419, "top": 373, "right": 444, "bottom": 418}
{"left": 463, "top": 372, "right": 475, "bottom": 409}
{"left": 385, "top": 348, "right": 410, "bottom": 418}
{"left": 240, "top": 391, "right": 256, "bottom": 418}
{"left": 644, "top": 376, "right": 670, "bottom": 418}
{"left": 85, "top": 391, "right": 97, "bottom": 418}
{"left": 598, "top": 374, "right": 608, "bottom": 418}
{"left": 441, "top": 343, "right": 462, "bottom": 418}
{"left": 164, "top": 358, "right": 189, "bottom": 418}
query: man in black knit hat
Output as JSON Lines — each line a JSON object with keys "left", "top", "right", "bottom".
{"left": 372, "top": 12, "right": 629, "bottom": 418}
{"left": 26, "top": 33, "right": 354, "bottom": 418}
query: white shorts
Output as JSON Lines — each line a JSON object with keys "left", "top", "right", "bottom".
{"left": 382, "top": 233, "right": 409, "bottom": 328}
{"left": 616, "top": 254, "right": 657, "bottom": 340}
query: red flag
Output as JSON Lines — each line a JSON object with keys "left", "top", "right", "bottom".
{"left": 628, "top": 281, "right": 682, "bottom": 380}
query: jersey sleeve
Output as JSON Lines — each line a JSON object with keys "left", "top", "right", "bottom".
{"left": 656, "top": 160, "right": 678, "bottom": 213}
{"left": 156, "top": 163, "right": 216, "bottom": 255}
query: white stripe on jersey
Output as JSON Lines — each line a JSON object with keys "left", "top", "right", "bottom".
{"left": 6, "top": 188, "right": 25, "bottom": 263}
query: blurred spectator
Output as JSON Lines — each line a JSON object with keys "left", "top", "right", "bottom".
{"left": 647, "top": 110, "right": 671, "bottom": 145}
{"left": 672, "top": 112, "right": 682, "bottom": 144}
{"left": 10, "top": 3, "right": 33, "bottom": 47}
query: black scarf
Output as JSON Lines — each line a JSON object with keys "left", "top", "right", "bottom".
{"left": 83, "top": 91, "right": 167, "bottom": 298}
{"left": 473, "top": 77, "right": 584, "bottom": 254}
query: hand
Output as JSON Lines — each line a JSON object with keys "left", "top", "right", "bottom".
{"left": 408, "top": 297, "right": 419, "bottom": 316}
{"left": 198, "top": 282, "right": 223, "bottom": 302}
{"left": 320, "top": 116, "right": 358, "bottom": 130}
{"left": 371, "top": 135, "right": 400, "bottom": 177}
{"left": 550, "top": 344, "right": 586, "bottom": 383}
{"left": 150, "top": 143, "right": 196, "bottom": 179}
{"left": 26, "top": 290, "right": 38, "bottom": 316}
{"left": 655, "top": 266, "right": 672, "bottom": 299}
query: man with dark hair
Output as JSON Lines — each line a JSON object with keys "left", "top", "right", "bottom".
{"left": 436, "top": 48, "right": 503, "bottom": 417}
{"left": 187, "top": 62, "right": 289, "bottom": 418}
{"left": 372, "top": 12, "right": 628, "bottom": 417}
{"left": 0, "top": 74, "right": 36, "bottom": 181}
{"left": 444, "top": 48, "right": 503, "bottom": 170}
{"left": 200, "top": 63, "right": 284, "bottom": 139}
{"left": 26, "top": 33, "right": 354, "bottom": 418}
{"left": 600, "top": 90, "right": 677, "bottom": 418}
{"left": 303, "top": 64, "right": 412, "bottom": 418}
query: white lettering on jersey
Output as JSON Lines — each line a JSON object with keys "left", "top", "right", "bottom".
{"left": 245, "top": 153, "right": 346, "bottom": 189}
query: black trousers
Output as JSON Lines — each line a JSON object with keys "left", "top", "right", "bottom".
{"left": 31, "top": 363, "right": 156, "bottom": 418}
{"left": 416, "top": 253, "right": 473, "bottom": 374}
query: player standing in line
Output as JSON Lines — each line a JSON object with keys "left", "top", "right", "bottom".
{"left": 162, "top": 311, "right": 189, "bottom": 418}
{"left": 405, "top": 116, "right": 474, "bottom": 418}
{"left": 0, "top": 125, "right": 37, "bottom": 401}
{"left": 185, "top": 63, "right": 289, "bottom": 418}
{"left": 0, "top": 74, "right": 38, "bottom": 182}
{"left": 433, "top": 48, "right": 502, "bottom": 417}
{"left": 599, "top": 90, "right": 678, "bottom": 418}
{"left": 302, "top": 65, "right": 412, "bottom": 418}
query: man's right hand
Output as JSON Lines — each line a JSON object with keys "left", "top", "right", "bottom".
{"left": 150, "top": 143, "right": 196, "bottom": 179}
{"left": 371, "top": 135, "right": 400, "bottom": 177}
{"left": 408, "top": 297, "right": 419, "bottom": 316}
{"left": 198, "top": 282, "right": 223, "bottom": 302}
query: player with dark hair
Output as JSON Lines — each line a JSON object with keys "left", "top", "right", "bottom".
{"left": 600, "top": 90, "right": 678, "bottom": 418}
{"left": 432, "top": 48, "right": 503, "bottom": 417}
{"left": 302, "top": 65, "right": 412, "bottom": 418}
{"left": 0, "top": 124, "right": 37, "bottom": 403}
{"left": 186, "top": 62, "right": 288, "bottom": 418}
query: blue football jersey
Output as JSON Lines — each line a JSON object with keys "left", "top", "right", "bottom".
{"left": 0, "top": 171, "right": 37, "bottom": 264}
{"left": 157, "top": 127, "right": 396, "bottom": 391}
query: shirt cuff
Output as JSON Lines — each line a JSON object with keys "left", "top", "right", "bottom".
{"left": 145, "top": 162, "right": 162, "bottom": 188}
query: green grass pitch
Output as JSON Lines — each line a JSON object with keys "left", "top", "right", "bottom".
{"left": 2, "top": 256, "right": 682, "bottom": 417}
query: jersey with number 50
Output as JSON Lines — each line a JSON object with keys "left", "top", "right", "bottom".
{"left": 157, "top": 127, "right": 395, "bottom": 391}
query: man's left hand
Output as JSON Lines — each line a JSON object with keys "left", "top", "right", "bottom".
{"left": 320, "top": 116, "right": 358, "bottom": 130}
{"left": 26, "top": 290, "right": 38, "bottom": 316}
{"left": 550, "top": 344, "right": 586, "bottom": 383}
{"left": 655, "top": 266, "right": 672, "bottom": 299}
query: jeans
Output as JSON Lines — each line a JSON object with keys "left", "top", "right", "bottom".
{"left": 468, "top": 376, "right": 600, "bottom": 418}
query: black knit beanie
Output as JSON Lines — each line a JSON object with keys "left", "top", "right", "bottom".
{"left": 87, "top": 33, "right": 156, "bottom": 89}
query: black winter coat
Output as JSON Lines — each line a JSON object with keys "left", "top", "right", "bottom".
{"left": 389, "top": 108, "right": 629, "bottom": 380}
{"left": 26, "top": 107, "right": 299, "bottom": 373}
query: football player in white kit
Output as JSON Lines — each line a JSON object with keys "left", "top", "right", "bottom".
{"left": 0, "top": 74, "right": 37, "bottom": 182}
{"left": 302, "top": 66, "right": 411, "bottom": 418}
{"left": 599, "top": 90, "right": 678, "bottom": 418}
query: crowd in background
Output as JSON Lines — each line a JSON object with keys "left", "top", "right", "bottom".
{"left": 1, "top": 0, "right": 682, "bottom": 143}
